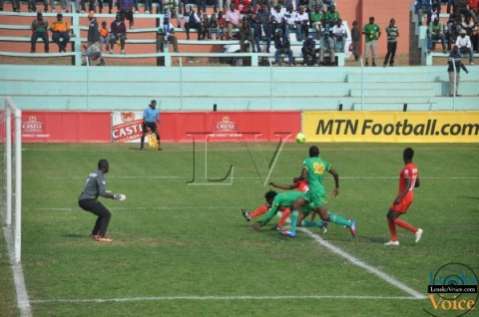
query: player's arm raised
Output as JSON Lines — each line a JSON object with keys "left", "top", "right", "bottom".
{"left": 329, "top": 168, "right": 340, "bottom": 197}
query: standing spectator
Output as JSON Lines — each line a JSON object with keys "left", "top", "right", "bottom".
{"left": 209, "top": 12, "right": 219, "bottom": 40}
{"left": 256, "top": 4, "right": 272, "bottom": 52}
{"left": 87, "top": 12, "right": 100, "bottom": 45}
{"left": 455, "top": 29, "right": 474, "bottom": 63}
{"left": 99, "top": 0, "right": 113, "bottom": 13}
{"left": 446, "top": 15, "right": 460, "bottom": 50}
{"left": 199, "top": 12, "right": 210, "bottom": 40}
{"left": 448, "top": 45, "right": 469, "bottom": 96}
{"left": 295, "top": 5, "right": 309, "bottom": 41}
{"left": 351, "top": 20, "right": 360, "bottom": 61}
{"left": 383, "top": 18, "right": 399, "bottom": 67}
{"left": 331, "top": 19, "right": 346, "bottom": 52}
{"left": 119, "top": 0, "right": 135, "bottom": 28}
{"left": 302, "top": 35, "right": 317, "bottom": 65}
{"left": 225, "top": 3, "right": 241, "bottom": 39}
{"left": 363, "top": 16, "right": 381, "bottom": 66}
{"left": 283, "top": 5, "right": 296, "bottom": 40}
{"left": 184, "top": 6, "right": 201, "bottom": 40}
{"left": 31, "top": 12, "right": 49, "bottom": 53}
{"left": 429, "top": 18, "right": 447, "bottom": 52}
{"left": 271, "top": 4, "right": 285, "bottom": 35}
{"left": 78, "top": 159, "right": 126, "bottom": 243}
{"left": 50, "top": 13, "right": 70, "bottom": 52}
{"left": 99, "top": 21, "right": 110, "bottom": 52}
{"left": 319, "top": 24, "right": 334, "bottom": 64}
{"left": 157, "top": 16, "right": 179, "bottom": 52}
{"left": 274, "top": 29, "right": 293, "bottom": 65}
{"left": 109, "top": 14, "right": 127, "bottom": 54}
{"left": 140, "top": 100, "right": 161, "bottom": 151}
{"left": 239, "top": 16, "right": 255, "bottom": 52}
{"left": 309, "top": 5, "right": 323, "bottom": 39}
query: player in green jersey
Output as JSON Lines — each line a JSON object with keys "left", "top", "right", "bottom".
{"left": 283, "top": 145, "right": 357, "bottom": 238}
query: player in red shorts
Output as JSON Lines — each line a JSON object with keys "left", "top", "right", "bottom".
{"left": 385, "top": 147, "right": 423, "bottom": 246}
{"left": 241, "top": 177, "right": 308, "bottom": 229}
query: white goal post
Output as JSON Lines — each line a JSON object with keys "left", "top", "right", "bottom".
{"left": 2, "top": 97, "right": 22, "bottom": 264}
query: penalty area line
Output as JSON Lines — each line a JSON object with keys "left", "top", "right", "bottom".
{"left": 30, "top": 294, "right": 425, "bottom": 304}
{"left": 300, "top": 228, "right": 426, "bottom": 300}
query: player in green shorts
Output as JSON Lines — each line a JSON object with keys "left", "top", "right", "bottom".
{"left": 283, "top": 145, "right": 357, "bottom": 238}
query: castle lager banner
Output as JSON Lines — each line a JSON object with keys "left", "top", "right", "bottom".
{"left": 302, "top": 111, "right": 479, "bottom": 143}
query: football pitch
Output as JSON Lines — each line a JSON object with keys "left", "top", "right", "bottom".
{"left": 2, "top": 142, "right": 479, "bottom": 317}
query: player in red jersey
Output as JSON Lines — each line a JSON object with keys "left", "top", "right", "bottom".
{"left": 241, "top": 177, "right": 308, "bottom": 229}
{"left": 385, "top": 147, "right": 423, "bottom": 246}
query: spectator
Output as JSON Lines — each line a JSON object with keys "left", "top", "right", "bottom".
{"left": 383, "top": 18, "right": 399, "bottom": 67}
{"left": 363, "top": 16, "right": 381, "bottom": 66}
{"left": 429, "top": 18, "right": 447, "bottom": 52}
{"left": 446, "top": 15, "right": 461, "bottom": 50}
{"left": 157, "top": 16, "right": 179, "bottom": 52}
{"left": 50, "top": 13, "right": 70, "bottom": 52}
{"left": 239, "top": 16, "right": 255, "bottom": 52}
{"left": 82, "top": 42, "right": 106, "bottom": 66}
{"left": 295, "top": 5, "right": 309, "bottom": 41}
{"left": 1, "top": 0, "right": 19, "bottom": 11}
{"left": 283, "top": 5, "right": 296, "bottom": 40}
{"left": 331, "top": 19, "right": 346, "bottom": 52}
{"left": 256, "top": 4, "right": 272, "bottom": 52}
{"left": 184, "top": 6, "right": 201, "bottom": 40}
{"left": 87, "top": 12, "right": 100, "bottom": 45}
{"left": 225, "top": 3, "right": 241, "bottom": 39}
{"left": 319, "top": 23, "right": 335, "bottom": 64}
{"left": 30, "top": 12, "right": 49, "bottom": 53}
{"left": 461, "top": 15, "right": 477, "bottom": 49}
{"left": 209, "top": 12, "right": 219, "bottom": 40}
{"left": 271, "top": 4, "right": 285, "bottom": 34}
{"left": 28, "top": 0, "right": 47, "bottom": 13}
{"left": 455, "top": 29, "right": 474, "bottom": 63}
{"left": 217, "top": 11, "right": 227, "bottom": 40}
{"left": 109, "top": 13, "right": 127, "bottom": 54}
{"left": 274, "top": 29, "right": 293, "bottom": 65}
{"left": 119, "top": 0, "right": 135, "bottom": 28}
{"left": 448, "top": 45, "right": 469, "bottom": 96}
{"left": 144, "top": 0, "right": 152, "bottom": 13}
{"left": 302, "top": 35, "right": 317, "bottom": 65}
{"left": 323, "top": 4, "right": 339, "bottom": 28}
{"left": 309, "top": 5, "right": 323, "bottom": 40}
{"left": 99, "top": 0, "right": 113, "bottom": 13}
{"left": 99, "top": 21, "right": 110, "bottom": 52}
{"left": 351, "top": 20, "right": 360, "bottom": 61}
{"left": 248, "top": 12, "right": 262, "bottom": 52}
{"left": 199, "top": 12, "right": 210, "bottom": 40}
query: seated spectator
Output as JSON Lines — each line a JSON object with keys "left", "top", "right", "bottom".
{"left": 239, "top": 16, "right": 254, "bottom": 51}
{"left": 429, "top": 18, "right": 447, "bottom": 52}
{"left": 217, "top": 11, "right": 227, "bottom": 40}
{"left": 274, "top": 29, "right": 293, "bottom": 65}
{"left": 226, "top": 3, "right": 241, "bottom": 39}
{"left": 319, "top": 23, "right": 335, "bottom": 65}
{"left": 50, "top": 13, "right": 70, "bottom": 52}
{"left": 119, "top": 0, "right": 135, "bottom": 28}
{"left": 323, "top": 4, "right": 339, "bottom": 28}
{"left": 461, "top": 15, "right": 477, "bottom": 48}
{"left": 456, "top": 29, "right": 474, "bottom": 63}
{"left": 199, "top": 13, "right": 210, "bottom": 40}
{"left": 109, "top": 14, "right": 127, "bottom": 54}
{"left": 1, "top": 0, "right": 19, "bottom": 11}
{"left": 209, "top": 12, "right": 219, "bottom": 40}
{"left": 295, "top": 5, "right": 309, "bottom": 41}
{"left": 99, "top": 21, "right": 110, "bottom": 52}
{"left": 31, "top": 12, "right": 49, "bottom": 53}
{"left": 283, "top": 6, "right": 296, "bottom": 40}
{"left": 309, "top": 5, "right": 323, "bottom": 39}
{"left": 28, "top": 0, "right": 47, "bottom": 13}
{"left": 157, "top": 16, "right": 179, "bottom": 52}
{"left": 184, "top": 6, "right": 201, "bottom": 40}
{"left": 82, "top": 42, "right": 106, "bottom": 66}
{"left": 302, "top": 35, "right": 317, "bottom": 65}
{"left": 331, "top": 19, "right": 346, "bottom": 52}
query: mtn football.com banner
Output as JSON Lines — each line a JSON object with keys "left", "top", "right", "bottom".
{"left": 302, "top": 111, "right": 479, "bottom": 143}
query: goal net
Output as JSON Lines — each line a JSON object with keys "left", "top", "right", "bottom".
{"left": 0, "top": 97, "right": 22, "bottom": 264}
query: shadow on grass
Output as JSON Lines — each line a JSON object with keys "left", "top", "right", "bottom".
{"left": 459, "top": 196, "right": 479, "bottom": 201}
{"left": 62, "top": 233, "right": 86, "bottom": 239}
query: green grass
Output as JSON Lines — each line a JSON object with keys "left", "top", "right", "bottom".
{"left": 0, "top": 232, "right": 18, "bottom": 317}
{"left": 15, "top": 143, "right": 479, "bottom": 316}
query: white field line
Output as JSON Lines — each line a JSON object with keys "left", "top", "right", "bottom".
{"left": 30, "top": 294, "right": 425, "bottom": 304}
{"left": 299, "top": 228, "right": 426, "bottom": 300}
{"left": 30, "top": 206, "right": 240, "bottom": 212}
{"left": 32, "top": 175, "right": 479, "bottom": 181}
{"left": 2, "top": 228, "right": 32, "bottom": 317}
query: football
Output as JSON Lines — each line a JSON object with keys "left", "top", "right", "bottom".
{"left": 296, "top": 132, "right": 306, "bottom": 144}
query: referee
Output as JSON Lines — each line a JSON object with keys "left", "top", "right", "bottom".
{"left": 78, "top": 159, "right": 125, "bottom": 243}
{"left": 140, "top": 99, "right": 161, "bottom": 150}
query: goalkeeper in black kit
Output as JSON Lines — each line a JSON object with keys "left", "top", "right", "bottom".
{"left": 78, "top": 159, "right": 126, "bottom": 243}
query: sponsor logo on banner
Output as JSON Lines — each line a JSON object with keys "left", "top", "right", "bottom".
{"left": 210, "top": 116, "right": 242, "bottom": 138}
{"left": 112, "top": 111, "right": 144, "bottom": 143}
{"left": 22, "top": 115, "right": 50, "bottom": 138}
{"left": 302, "top": 112, "right": 479, "bottom": 143}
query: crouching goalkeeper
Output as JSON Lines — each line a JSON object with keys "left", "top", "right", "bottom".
{"left": 78, "top": 159, "right": 126, "bottom": 243}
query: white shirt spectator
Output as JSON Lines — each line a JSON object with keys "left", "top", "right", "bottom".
{"left": 296, "top": 12, "right": 309, "bottom": 24}
{"left": 332, "top": 23, "right": 347, "bottom": 38}
{"left": 271, "top": 7, "right": 286, "bottom": 24}
{"left": 225, "top": 9, "right": 241, "bottom": 26}
{"left": 456, "top": 34, "right": 472, "bottom": 48}
{"left": 284, "top": 10, "right": 297, "bottom": 25}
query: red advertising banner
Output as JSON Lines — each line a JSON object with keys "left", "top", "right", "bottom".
{"left": 112, "top": 111, "right": 301, "bottom": 143}
{"left": 22, "top": 111, "right": 111, "bottom": 143}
